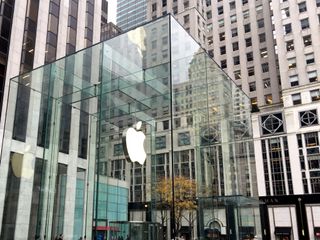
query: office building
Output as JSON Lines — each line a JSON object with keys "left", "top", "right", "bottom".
{"left": 252, "top": 1, "right": 320, "bottom": 239}
{"left": 147, "top": 0, "right": 280, "bottom": 109}
{"left": 101, "top": 22, "right": 122, "bottom": 40}
{"left": 116, "top": 0, "right": 147, "bottom": 31}
{"left": 147, "top": 0, "right": 207, "bottom": 48}
{"left": 0, "top": 1, "right": 112, "bottom": 239}
{"left": 146, "top": 1, "right": 320, "bottom": 240}
{"left": 0, "top": 15, "right": 261, "bottom": 239}
{"left": 205, "top": 0, "right": 282, "bottom": 110}
{"left": 0, "top": 0, "right": 107, "bottom": 120}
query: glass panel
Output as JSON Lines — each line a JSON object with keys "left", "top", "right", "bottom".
{"left": 73, "top": 168, "right": 86, "bottom": 239}
{"left": 169, "top": 17, "right": 260, "bottom": 240}
{"left": 0, "top": 153, "right": 22, "bottom": 239}
{"left": 28, "top": 158, "right": 46, "bottom": 239}
{"left": 51, "top": 163, "right": 68, "bottom": 237}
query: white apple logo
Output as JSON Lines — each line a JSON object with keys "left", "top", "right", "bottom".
{"left": 122, "top": 121, "right": 146, "bottom": 165}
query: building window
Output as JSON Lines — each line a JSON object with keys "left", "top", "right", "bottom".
{"left": 242, "top": 0, "right": 248, "bottom": 5}
{"left": 162, "top": 0, "right": 167, "bottom": 7}
{"left": 251, "top": 97, "right": 258, "bottom": 110}
{"left": 300, "top": 109, "right": 318, "bottom": 127}
{"left": 256, "top": 5, "right": 263, "bottom": 13}
{"left": 308, "top": 71, "right": 318, "bottom": 82}
{"left": 184, "top": 1, "right": 189, "bottom": 8}
{"left": 219, "top": 32, "right": 225, "bottom": 41}
{"left": 288, "top": 57, "right": 296, "bottom": 69}
{"left": 265, "top": 94, "right": 273, "bottom": 105}
{"left": 221, "top": 60, "right": 227, "bottom": 68}
{"left": 284, "top": 23, "right": 292, "bottom": 34}
{"left": 230, "top": 1, "right": 236, "bottom": 9}
{"left": 262, "top": 63, "right": 269, "bottom": 73}
{"left": 289, "top": 75, "right": 299, "bottom": 86}
{"left": 233, "top": 42, "right": 239, "bottom": 51}
{"left": 259, "top": 33, "right": 266, "bottom": 42}
{"left": 261, "top": 113, "right": 284, "bottom": 135}
{"left": 301, "top": 18, "right": 310, "bottom": 30}
{"left": 151, "top": 40, "right": 157, "bottom": 49}
{"left": 303, "top": 35, "right": 312, "bottom": 46}
{"left": 260, "top": 48, "right": 268, "bottom": 58}
{"left": 207, "top": 36, "right": 213, "bottom": 45}
{"left": 300, "top": 132, "right": 320, "bottom": 193}
{"left": 310, "top": 89, "right": 320, "bottom": 101}
{"left": 174, "top": 118, "right": 181, "bottom": 128}
{"left": 113, "top": 144, "right": 124, "bottom": 156}
{"left": 306, "top": 53, "right": 315, "bottom": 64}
{"left": 317, "top": 0, "right": 320, "bottom": 7}
{"left": 178, "top": 132, "right": 191, "bottom": 146}
{"left": 244, "top": 23, "right": 251, "bottom": 33}
{"left": 162, "top": 36, "right": 168, "bottom": 45}
{"left": 233, "top": 56, "right": 240, "bottom": 65}
{"left": 163, "top": 120, "right": 169, "bottom": 130}
{"left": 304, "top": 132, "right": 319, "bottom": 147}
{"left": 220, "top": 46, "right": 226, "bottom": 55}
{"left": 234, "top": 70, "right": 241, "bottom": 80}
{"left": 245, "top": 37, "right": 252, "bottom": 47}
{"left": 281, "top": 8, "right": 290, "bottom": 19}
{"left": 248, "top": 67, "right": 254, "bottom": 76}
{"left": 243, "top": 10, "right": 249, "bottom": 19}
{"left": 249, "top": 82, "right": 256, "bottom": 92}
{"left": 247, "top": 52, "right": 253, "bottom": 62}
{"left": 155, "top": 136, "right": 166, "bottom": 149}
{"left": 207, "top": 10, "right": 212, "bottom": 19}
{"left": 218, "top": 19, "right": 224, "bottom": 27}
{"left": 162, "top": 49, "right": 168, "bottom": 59}
{"left": 286, "top": 40, "right": 294, "bottom": 51}
{"left": 263, "top": 78, "right": 271, "bottom": 88}
{"left": 231, "top": 28, "right": 238, "bottom": 37}
{"left": 298, "top": 2, "right": 307, "bottom": 13}
{"left": 292, "top": 93, "right": 302, "bottom": 105}
{"left": 207, "top": 23, "right": 213, "bottom": 32}
{"left": 218, "top": 6, "right": 223, "bottom": 15}
{"left": 173, "top": 6, "right": 178, "bottom": 14}
{"left": 184, "top": 14, "right": 190, "bottom": 24}
{"left": 257, "top": 19, "right": 264, "bottom": 28}
{"left": 152, "top": 3, "right": 157, "bottom": 12}
{"left": 230, "top": 14, "right": 237, "bottom": 23}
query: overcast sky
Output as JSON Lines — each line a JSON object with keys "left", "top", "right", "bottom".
{"left": 108, "top": 0, "right": 117, "bottom": 23}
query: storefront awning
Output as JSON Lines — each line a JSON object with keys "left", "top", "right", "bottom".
{"left": 275, "top": 227, "right": 291, "bottom": 236}
{"left": 315, "top": 227, "right": 320, "bottom": 237}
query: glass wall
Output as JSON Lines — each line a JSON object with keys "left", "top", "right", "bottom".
{"left": 1, "top": 15, "right": 260, "bottom": 240}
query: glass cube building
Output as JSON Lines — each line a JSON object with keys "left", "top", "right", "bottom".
{"left": 0, "top": 15, "right": 261, "bottom": 240}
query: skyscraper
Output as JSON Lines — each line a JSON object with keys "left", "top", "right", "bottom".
{"left": 147, "top": 0, "right": 207, "bottom": 48}
{"left": 0, "top": 1, "right": 108, "bottom": 239}
{"left": 252, "top": 1, "right": 320, "bottom": 239}
{"left": 117, "top": 0, "right": 147, "bottom": 31}
{"left": 147, "top": 0, "right": 280, "bottom": 109}
{"left": 147, "top": 1, "right": 320, "bottom": 240}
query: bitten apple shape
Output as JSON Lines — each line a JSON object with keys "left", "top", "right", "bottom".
{"left": 122, "top": 121, "right": 146, "bottom": 165}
